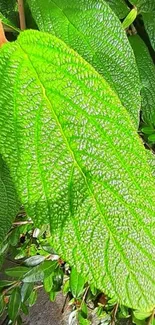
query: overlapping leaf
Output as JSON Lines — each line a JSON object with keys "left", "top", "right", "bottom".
{"left": 130, "top": 1, "right": 155, "bottom": 50}
{"left": 129, "top": 35, "right": 155, "bottom": 125}
{"left": 27, "top": 0, "right": 140, "bottom": 127}
{"left": 0, "top": 156, "right": 19, "bottom": 246}
{"left": 0, "top": 30, "right": 155, "bottom": 310}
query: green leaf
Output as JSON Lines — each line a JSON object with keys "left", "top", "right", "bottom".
{"left": 21, "top": 282, "right": 34, "bottom": 302}
{"left": 141, "top": 127, "right": 155, "bottom": 135}
{"left": 41, "top": 260, "right": 58, "bottom": 278}
{"left": 70, "top": 268, "right": 85, "bottom": 298}
{"left": 8, "top": 287, "right": 21, "bottom": 321}
{"left": 105, "top": 0, "right": 129, "bottom": 19}
{"left": 148, "top": 134, "right": 155, "bottom": 143}
{"left": 23, "top": 265, "right": 44, "bottom": 283}
{"left": 142, "top": 13, "right": 155, "bottom": 51}
{"left": 129, "top": 1, "right": 155, "bottom": 13}
{"left": 5, "top": 266, "right": 29, "bottom": 279}
{"left": 49, "top": 290, "right": 56, "bottom": 302}
{"left": 0, "top": 155, "right": 19, "bottom": 247}
{"left": 28, "top": 290, "right": 37, "bottom": 307}
{"left": 78, "top": 312, "right": 90, "bottom": 325}
{"left": 0, "top": 0, "right": 19, "bottom": 27}
{"left": 43, "top": 274, "right": 53, "bottom": 293}
{"left": 122, "top": 8, "right": 137, "bottom": 29}
{"left": 27, "top": 0, "right": 140, "bottom": 127}
{"left": 129, "top": 35, "right": 155, "bottom": 125}
{"left": 0, "top": 30, "right": 155, "bottom": 310}
{"left": 129, "top": 1, "right": 155, "bottom": 50}
{"left": 24, "top": 255, "right": 45, "bottom": 267}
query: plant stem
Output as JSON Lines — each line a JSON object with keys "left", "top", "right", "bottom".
{"left": 111, "top": 303, "right": 119, "bottom": 325}
{"left": 17, "top": 0, "right": 26, "bottom": 30}
{"left": 0, "top": 21, "right": 7, "bottom": 47}
{"left": 13, "top": 220, "right": 33, "bottom": 226}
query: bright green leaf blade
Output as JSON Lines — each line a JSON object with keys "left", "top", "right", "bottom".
{"left": 122, "top": 8, "right": 137, "bottom": 29}
{"left": 0, "top": 156, "right": 19, "bottom": 246}
{"left": 0, "top": 30, "right": 155, "bottom": 310}
{"left": 27, "top": 0, "right": 140, "bottom": 127}
{"left": 129, "top": 35, "right": 155, "bottom": 125}
{"left": 43, "top": 274, "right": 53, "bottom": 293}
{"left": 70, "top": 268, "right": 85, "bottom": 298}
{"left": 8, "top": 287, "right": 21, "bottom": 321}
{"left": 104, "top": 0, "right": 129, "bottom": 18}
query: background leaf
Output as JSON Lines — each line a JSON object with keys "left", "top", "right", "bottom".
{"left": 27, "top": 0, "right": 141, "bottom": 127}
{"left": 0, "top": 155, "right": 19, "bottom": 250}
{"left": 130, "top": 1, "right": 155, "bottom": 50}
{"left": 0, "top": 30, "right": 155, "bottom": 311}
{"left": 8, "top": 287, "right": 21, "bottom": 321}
{"left": 70, "top": 268, "right": 85, "bottom": 298}
{"left": 129, "top": 35, "right": 155, "bottom": 125}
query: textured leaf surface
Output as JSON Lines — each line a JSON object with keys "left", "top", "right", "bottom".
{"left": 142, "top": 13, "right": 155, "bottom": 51}
{"left": 0, "top": 156, "right": 19, "bottom": 245}
{"left": 27, "top": 0, "right": 140, "bottom": 127}
{"left": 130, "top": 1, "right": 155, "bottom": 50}
{"left": 0, "top": 30, "right": 155, "bottom": 310}
{"left": 129, "top": 35, "right": 155, "bottom": 125}
{"left": 105, "top": 0, "right": 129, "bottom": 18}
{"left": 0, "top": 0, "right": 18, "bottom": 26}
{"left": 130, "top": 0, "right": 155, "bottom": 12}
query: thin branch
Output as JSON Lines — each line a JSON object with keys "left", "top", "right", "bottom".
{"left": 111, "top": 303, "right": 119, "bottom": 325}
{"left": 0, "top": 20, "right": 7, "bottom": 47}
{"left": 13, "top": 220, "right": 33, "bottom": 226}
{"left": 17, "top": 0, "right": 26, "bottom": 30}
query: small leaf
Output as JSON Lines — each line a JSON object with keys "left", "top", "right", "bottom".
{"left": 63, "top": 280, "right": 70, "bottom": 294}
{"left": 49, "top": 290, "right": 56, "bottom": 302}
{"left": 148, "top": 134, "right": 155, "bottom": 143}
{"left": 41, "top": 260, "right": 58, "bottom": 278}
{"left": 21, "top": 302, "right": 29, "bottom": 315}
{"left": 70, "top": 268, "right": 85, "bottom": 298}
{"left": 141, "top": 127, "right": 155, "bottom": 135}
{"left": 21, "top": 282, "right": 34, "bottom": 302}
{"left": 24, "top": 255, "right": 45, "bottom": 267}
{"left": 43, "top": 274, "right": 53, "bottom": 293}
{"left": 78, "top": 312, "right": 90, "bottom": 325}
{"left": 122, "top": 7, "right": 137, "bottom": 29}
{"left": 28, "top": 290, "right": 37, "bottom": 307}
{"left": 8, "top": 287, "right": 21, "bottom": 321}
{"left": 5, "top": 266, "right": 29, "bottom": 279}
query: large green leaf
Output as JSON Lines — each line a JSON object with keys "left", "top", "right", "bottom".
{"left": 0, "top": 30, "right": 155, "bottom": 311}
{"left": 130, "top": 1, "right": 155, "bottom": 50}
{"left": 27, "top": 0, "right": 140, "bottom": 127}
{"left": 0, "top": 156, "right": 19, "bottom": 245}
{"left": 129, "top": 35, "right": 155, "bottom": 125}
